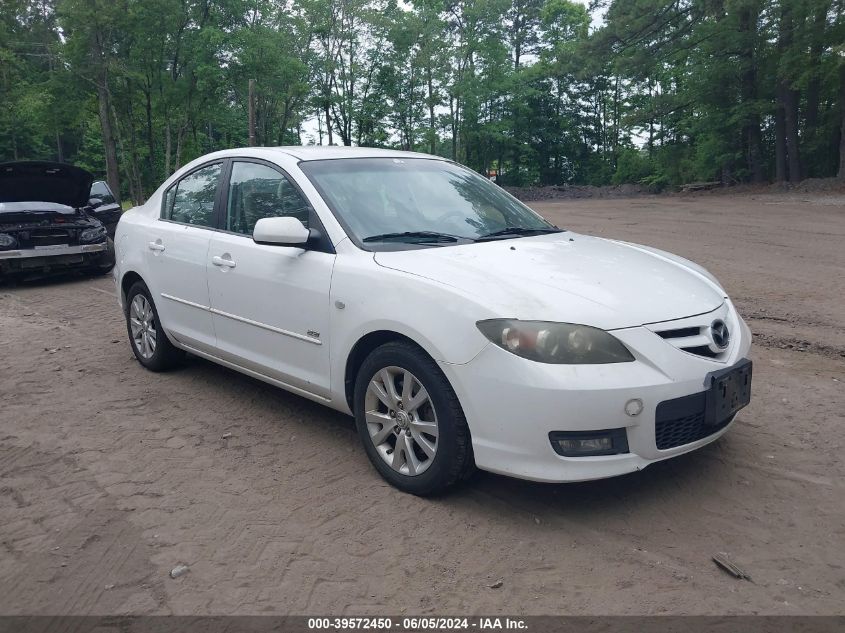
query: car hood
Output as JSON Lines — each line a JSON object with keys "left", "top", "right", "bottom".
{"left": 0, "top": 201, "right": 77, "bottom": 215}
{"left": 0, "top": 161, "right": 94, "bottom": 209}
{"left": 373, "top": 232, "right": 727, "bottom": 330}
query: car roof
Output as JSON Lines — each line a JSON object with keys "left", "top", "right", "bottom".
{"left": 204, "top": 146, "right": 448, "bottom": 162}
{"left": 271, "top": 146, "right": 447, "bottom": 161}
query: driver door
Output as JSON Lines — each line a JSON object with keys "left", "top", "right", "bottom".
{"left": 206, "top": 159, "right": 335, "bottom": 398}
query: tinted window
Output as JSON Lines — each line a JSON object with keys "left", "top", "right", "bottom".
{"left": 167, "top": 163, "right": 221, "bottom": 227}
{"left": 90, "top": 181, "right": 116, "bottom": 204}
{"left": 225, "top": 162, "right": 310, "bottom": 235}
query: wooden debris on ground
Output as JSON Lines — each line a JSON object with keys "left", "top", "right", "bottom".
{"left": 712, "top": 552, "right": 752, "bottom": 581}
{"left": 681, "top": 181, "right": 722, "bottom": 193}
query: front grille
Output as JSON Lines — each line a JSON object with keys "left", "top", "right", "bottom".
{"left": 657, "top": 326, "right": 700, "bottom": 339}
{"left": 682, "top": 345, "right": 720, "bottom": 358}
{"left": 29, "top": 229, "right": 72, "bottom": 247}
{"left": 655, "top": 391, "right": 732, "bottom": 450}
{"left": 648, "top": 305, "right": 732, "bottom": 361}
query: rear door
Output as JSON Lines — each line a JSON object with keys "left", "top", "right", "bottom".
{"left": 206, "top": 159, "right": 335, "bottom": 398}
{"left": 145, "top": 161, "right": 222, "bottom": 353}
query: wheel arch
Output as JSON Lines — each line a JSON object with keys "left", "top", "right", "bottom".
{"left": 120, "top": 270, "right": 145, "bottom": 313}
{"left": 344, "top": 330, "right": 434, "bottom": 412}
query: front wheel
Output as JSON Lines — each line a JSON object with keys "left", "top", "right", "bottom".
{"left": 353, "top": 341, "right": 474, "bottom": 495}
{"left": 125, "top": 281, "right": 184, "bottom": 371}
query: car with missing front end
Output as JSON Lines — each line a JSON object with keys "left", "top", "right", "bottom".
{"left": 0, "top": 161, "right": 116, "bottom": 279}
{"left": 114, "top": 147, "right": 752, "bottom": 496}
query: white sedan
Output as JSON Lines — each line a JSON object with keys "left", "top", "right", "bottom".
{"left": 114, "top": 147, "right": 752, "bottom": 495}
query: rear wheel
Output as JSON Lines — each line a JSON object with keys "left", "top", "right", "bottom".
{"left": 125, "top": 281, "right": 184, "bottom": 371}
{"left": 353, "top": 341, "right": 474, "bottom": 495}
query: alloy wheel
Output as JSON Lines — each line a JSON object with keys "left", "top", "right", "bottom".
{"left": 129, "top": 294, "right": 157, "bottom": 360}
{"left": 364, "top": 366, "right": 439, "bottom": 476}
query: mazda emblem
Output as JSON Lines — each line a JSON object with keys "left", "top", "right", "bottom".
{"left": 710, "top": 319, "right": 730, "bottom": 350}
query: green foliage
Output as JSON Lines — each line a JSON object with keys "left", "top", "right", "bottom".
{"left": 612, "top": 148, "right": 652, "bottom": 186}
{"left": 0, "top": 0, "right": 843, "bottom": 202}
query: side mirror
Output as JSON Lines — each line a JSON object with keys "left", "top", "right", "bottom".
{"left": 88, "top": 197, "right": 104, "bottom": 209}
{"left": 253, "top": 216, "right": 310, "bottom": 246}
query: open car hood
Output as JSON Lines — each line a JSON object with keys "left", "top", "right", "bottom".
{"left": 0, "top": 161, "right": 94, "bottom": 209}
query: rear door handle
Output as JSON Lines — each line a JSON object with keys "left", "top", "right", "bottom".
{"left": 211, "top": 255, "right": 236, "bottom": 268}
{"left": 148, "top": 241, "right": 165, "bottom": 252}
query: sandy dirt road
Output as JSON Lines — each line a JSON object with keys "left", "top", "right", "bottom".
{"left": 0, "top": 192, "right": 843, "bottom": 616}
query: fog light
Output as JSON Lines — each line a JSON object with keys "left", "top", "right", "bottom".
{"left": 559, "top": 437, "right": 612, "bottom": 453}
{"left": 625, "top": 398, "right": 644, "bottom": 417}
{"left": 549, "top": 429, "right": 629, "bottom": 457}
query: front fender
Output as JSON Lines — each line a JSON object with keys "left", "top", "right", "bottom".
{"left": 328, "top": 252, "right": 493, "bottom": 413}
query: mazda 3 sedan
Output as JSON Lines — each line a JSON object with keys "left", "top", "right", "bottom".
{"left": 114, "top": 147, "right": 752, "bottom": 495}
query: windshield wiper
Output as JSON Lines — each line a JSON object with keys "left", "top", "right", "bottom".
{"left": 476, "top": 227, "right": 563, "bottom": 241}
{"left": 363, "top": 231, "right": 463, "bottom": 243}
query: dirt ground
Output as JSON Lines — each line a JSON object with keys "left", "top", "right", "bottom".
{"left": 1, "top": 192, "right": 843, "bottom": 616}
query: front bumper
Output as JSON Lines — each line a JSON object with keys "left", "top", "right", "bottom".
{"left": 0, "top": 242, "right": 111, "bottom": 274}
{"left": 439, "top": 301, "right": 752, "bottom": 483}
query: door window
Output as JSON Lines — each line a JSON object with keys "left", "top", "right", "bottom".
{"left": 225, "top": 162, "right": 310, "bottom": 235}
{"left": 165, "top": 163, "right": 221, "bottom": 227}
{"left": 90, "top": 181, "right": 116, "bottom": 204}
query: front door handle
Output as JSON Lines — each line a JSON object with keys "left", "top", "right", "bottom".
{"left": 211, "top": 255, "right": 236, "bottom": 269}
{"left": 148, "top": 240, "right": 165, "bottom": 252}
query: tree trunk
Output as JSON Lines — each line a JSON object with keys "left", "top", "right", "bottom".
{"left": 164, "top": 121, "right": 172, "bottom": 176}
{"left": 90, "top": 25, "right": 121, "bottom": 204}
{"left": 55, "top": 129, "right": 63, "bottom": 163}
{"left": 145, "top": 83, "right": 154, "bottom": 181}
{"left": 427, "top": 65, "right": 436, "bottom": 155}
{"left": 775, "top": 96, "right": 787, "bottom": 182}
{"left": 96, "top": 78, "right": 121, "bottom": 205}
{"left": 804, "top": 2, "right": 829, "bottom": 177}
{"left": 839, "top": 66, "right": 845, "bottom": 179}
{"left": 248, "top": 79, "right": 256, "bottom": 147}
{"left": 316, "top": 108, "right": 323, "bottom": 145}
{"left": 324, "top": 101, "right": 333, "bottom": 145}
{"left": 784, "top": 86, "right": 801, "bottom": 182}
{"left": 280, "top": 98, "right": 291, "bottom": 145}
{"left": 450, "top": 95, "right": 458, "bottom": 161}
{"left": 175, "top": 123, "right": 185, "bottom": 171}
{"left": 738, "top": 4, "right": 764, "bottom": 182}
{"left": 777, "top": 3, "right": 802, "bottom": 183}
{"left": 839, "top": 111, "right": 845, "bottom": 179}
{"left": 612, "top": 76, "right": 620, "bottom": 158}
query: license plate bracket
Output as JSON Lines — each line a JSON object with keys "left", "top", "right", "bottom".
{"left": 704, "top": 359, "right": 752, "bottom": 426}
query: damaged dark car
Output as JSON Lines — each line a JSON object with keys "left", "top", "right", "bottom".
{"left": 0, "top": 161, "right": 116, "bottom": 279}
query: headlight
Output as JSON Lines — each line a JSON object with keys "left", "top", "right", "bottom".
{"left": 0, "top": 233, "right": 17, "bottom": 250}
{"left": 79, "top": 226, "right": 107, "bottom": 243}
{"left": 477, "top": 319, "right": 635, "bottom": 364}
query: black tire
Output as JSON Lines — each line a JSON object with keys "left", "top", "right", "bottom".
{"left": 125, "top": 280, "right": 184, "bottom": 371}
{"left": 353, "top": 341, "right": 474, "bottom": 496}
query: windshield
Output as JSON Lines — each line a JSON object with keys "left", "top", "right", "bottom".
{"left": 300, "top": 158, "right": 559, "bottom": 248}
